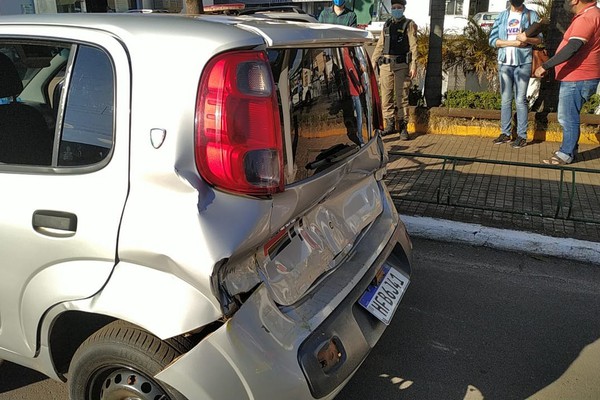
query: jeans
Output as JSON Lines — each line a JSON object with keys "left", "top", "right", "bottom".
{"left": 499, "top": 63, "right": 531, "bottom": 139}
{"left": 557, "top": 79, "right": 600, "bottom": 158}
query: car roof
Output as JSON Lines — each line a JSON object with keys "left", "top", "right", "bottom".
{"left": 0, "top": 13, "right": 369, "bottom": 47}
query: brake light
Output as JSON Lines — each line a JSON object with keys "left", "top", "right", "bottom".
{"left": 196, "top": 50, "right": 284, "bottom": 195}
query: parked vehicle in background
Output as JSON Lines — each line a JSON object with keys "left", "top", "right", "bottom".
{"left": 125, "top": 8, "right": 170, "bottom": 13}
{"left": 473, "top": 11, "right": 500, "bottom": 30}
{"left": 0, "top": 12, "right": 412, "bottom": 400}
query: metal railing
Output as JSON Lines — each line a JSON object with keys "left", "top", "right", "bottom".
{"left": 386, "top": 151, "right": 600, "bottom": 225}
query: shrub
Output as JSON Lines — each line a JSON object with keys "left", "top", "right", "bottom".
{"left": 582, "top": 94, "right": 600, "bottom": 114}
{"left": 443, "top": 90, "right": 502, "bottom": 110}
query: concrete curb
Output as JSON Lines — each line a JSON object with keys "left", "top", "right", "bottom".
{"left": 401, "top": 215, "right": 600, "bottom": 265}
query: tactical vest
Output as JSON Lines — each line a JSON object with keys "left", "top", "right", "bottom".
{"left": 383, "top": 17, "right": 411, "bottom": 62}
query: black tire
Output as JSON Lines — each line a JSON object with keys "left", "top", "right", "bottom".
{"left": 68, "top": 320, "right": 190, "bottom": 400}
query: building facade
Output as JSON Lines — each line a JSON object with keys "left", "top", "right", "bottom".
{"left": 0, "top": 0, "right": 182, "bottom": 14}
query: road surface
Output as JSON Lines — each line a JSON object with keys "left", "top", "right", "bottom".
{"left": 1, "top": 237, "right": 599, "bottom": 399}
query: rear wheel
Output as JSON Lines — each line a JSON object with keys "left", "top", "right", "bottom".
{"left": 68, "top": 320, "right": 190, "bottom": 400}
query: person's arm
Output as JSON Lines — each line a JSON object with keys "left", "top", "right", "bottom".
{"left": 488, "top": 13, "right": 502, "bottom": 48}
{"left": 496, "top": 39, "right": 528, "bottom": 48}
{"left": 516, "top": 32, "right": 541, "bottom": 46}
{"left": 516, "top": 10, "right": 542, "bottom": 46}
{"left": 534, "top": 39, "right": 585, "bottom": 77}
{"left": 371, "top": 30, "right": 385, "bottom": 69}
{"left": 407, "top": 20, "right": 418, "bottom": 79}
{"left": 543, "top": 39, "right": 584, "bottom": 69}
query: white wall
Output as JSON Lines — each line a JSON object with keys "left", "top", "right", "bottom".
{"left": 488, "top": 0, "right": 507, "bottom": 12}
{"left": 406, "top": 0, "right": 471, "bottom": 31}
{"left": 33, "top": 0, "right": 58, "bottom": 13}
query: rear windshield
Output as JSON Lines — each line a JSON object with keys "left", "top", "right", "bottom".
{"left": 268, "top": 46, "right": 375, "bottom": 185}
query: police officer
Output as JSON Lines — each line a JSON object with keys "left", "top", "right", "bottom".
{"left": 372, "top": 0, "right": 418, "bottom": 139}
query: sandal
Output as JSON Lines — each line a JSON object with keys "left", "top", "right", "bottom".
{"left": 542, "top": 155, "right": 570, "bottom": 165}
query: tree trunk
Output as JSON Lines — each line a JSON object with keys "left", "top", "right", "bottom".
{"left": 424, "top": 0, "right": 445, "bottom": 107}
{"left": 532, "top": 0, "right": 571, "bottom": 112}
{"left": 185, "top": 0, "right": 204, "bottom": 14}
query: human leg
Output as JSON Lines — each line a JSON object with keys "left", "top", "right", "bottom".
{"left": 498, "top": 64, "right": 515, "bottom": 139}
{"left": 514, "top": 63, "right": 531, "bottom": 140}
{"left": 556, "top": 80, "right": 599, "bottom": 161}
{"left": 392, "top": 64, "right": 410, "bottom": 140}
{"left": 352, "top": 95, "right": 364, "bottom": 144}
{"left": 392, "top": 64, "right": 409, "bottom": 121}
{"left": 379, "top": 65, "right": 395, "bottom": 118}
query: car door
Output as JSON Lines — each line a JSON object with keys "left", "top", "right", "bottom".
{"left": 0, "top": 29, "right": 131, "bottom": 358}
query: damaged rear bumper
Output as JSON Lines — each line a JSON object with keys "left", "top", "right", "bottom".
{"left": 156, "top": 193, "right": 412, "bottom": 400}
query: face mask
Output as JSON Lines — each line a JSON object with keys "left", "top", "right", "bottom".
{"left": 563, "top": 0, "right": 574, "bottom": 13}
{"left": 510, "top": 0, "right": 524, "bottom": 7}
{"left": 333, "top": 0, "right": 345, "bottom": 7}
{"left": 391, "top": 9, "right": 404, "bottom": 19}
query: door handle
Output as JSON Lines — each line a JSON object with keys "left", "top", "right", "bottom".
{"left": 32, "top": 210, "right": 77, "bottom": 236}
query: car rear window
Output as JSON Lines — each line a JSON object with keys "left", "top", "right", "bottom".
{"left": 268, "top": 46, "right": 375, "bottom": 185}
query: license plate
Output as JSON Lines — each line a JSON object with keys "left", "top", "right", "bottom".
{"left": 359, "top": 265, "right": 409, "bottom": 325}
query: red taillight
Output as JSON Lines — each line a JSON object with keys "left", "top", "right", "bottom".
{"left": 196, "top": 51, "right": 284, "bottom": 195}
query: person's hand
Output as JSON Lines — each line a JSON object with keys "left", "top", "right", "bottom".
{"left": 408, "top": 68, "right": 416, "bottom": 79}
{"left": 533, "top": 66, "right": 547, "bottom": 78}
{"left": 516, "top": 32, "right": 528, "bottom": 42}
{"left": 516, "top": 40, "right": 528, "bottom": 48}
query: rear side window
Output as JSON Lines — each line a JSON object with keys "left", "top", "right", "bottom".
{"left": 269, "top": 46, "right": 375, "bottom": 185}
{"left": 0, "top": 40, "right": 114, "bottom": 169}
{"left": 59, "top": 46, "right": 114, "bottom": 166}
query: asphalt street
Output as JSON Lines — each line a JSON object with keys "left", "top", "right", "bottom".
{"left": 1, "top": 237, "right": 599, "bottom": 399}
{"left": 339, "top": 237, "right": 600, "bottom": 400}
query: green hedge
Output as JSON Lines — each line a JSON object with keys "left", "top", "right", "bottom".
{"left": 443, "top": 90, "right": 502, "bottom": 110}
{"left": 441, "top": 91, "right": 600, "bottom": 114}
{"left": 582, "top": 94, "right": 600, "bottom": 114}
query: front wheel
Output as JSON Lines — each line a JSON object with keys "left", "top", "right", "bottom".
{"left": 69, "top": 320, "right": 190, "bottom": 400}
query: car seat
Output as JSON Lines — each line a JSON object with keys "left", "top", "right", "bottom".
{"left": 0, "top": 52, "right": 53, "bottom": 165}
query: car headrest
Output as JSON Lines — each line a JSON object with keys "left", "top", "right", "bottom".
{"left": 0, "top": 52, "right": 23, "bottom": 99}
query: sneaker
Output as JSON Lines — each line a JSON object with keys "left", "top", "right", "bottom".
{"left": 511, "top": 137, "right": 527, "bottom": 148}
{"left": 493, "top": 134, "right": 511, "bottom": 145}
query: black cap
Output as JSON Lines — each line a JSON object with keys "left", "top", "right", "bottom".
{"left": 391, "top": 0, "right": 406, "bottom": 5}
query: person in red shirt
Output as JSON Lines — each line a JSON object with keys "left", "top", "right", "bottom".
{"left": 342, "top": 47, "right": 365, "bottom": 145}
{"left": 534, "top": 0, "right": 600, "bottom": 165}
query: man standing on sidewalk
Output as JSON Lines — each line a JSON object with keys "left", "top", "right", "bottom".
{"left": 371, "top": 0, "right": 418, "bottom": 140}
{"left": 534, "top": 0, "right": 600, "bottom": 165}
{"left": 318, "top": 0, "right": 357, "bottom": 27}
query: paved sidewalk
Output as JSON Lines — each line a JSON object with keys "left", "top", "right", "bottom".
{"left": 382, "top": 132, "right": 600, "bottom": 253}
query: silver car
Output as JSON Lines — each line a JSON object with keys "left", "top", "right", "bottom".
{"left": 0, "top": 13, "right": 412, "bottom": 400}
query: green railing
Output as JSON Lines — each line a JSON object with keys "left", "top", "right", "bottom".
{"left": 386, "top": 151, "right": 600, "bottom": 224}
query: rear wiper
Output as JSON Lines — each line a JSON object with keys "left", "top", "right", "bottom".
{"left": 305, "top": 143, "right": 360, "bottom": 171}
